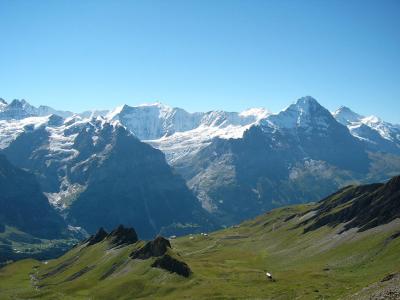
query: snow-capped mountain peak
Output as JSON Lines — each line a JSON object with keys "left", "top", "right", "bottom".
{"left": 263, "top": 96, "right": 333, "bottom": 130}
{"left": 332, "top": 106, "right": 363, "bottom": 125}
{"left": 294, "top": 95, "right": 320, "bottom": 109}
{"left": 105, "top": 105, "right": 124, "bottom": 120}
{"left": 0, "top": 98, "right": 109, "bottom": 121}
{"left": 332, "top": 105, "right": 400, "bottom": 149}
{"left": 239, "top": 107, "right": 269, "bottom": 120}
{"left": 0, "top": 98, "right": 74, "bottom": 120}
{"left": 136, "top": 101, "right": 170, "bottom": 109}
{"left": 106, "top": 102, "right": 195, "bottom": 140}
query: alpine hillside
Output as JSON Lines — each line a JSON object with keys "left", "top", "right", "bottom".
{"left": 1, "top": 176, "right": 399, "bottom": 299}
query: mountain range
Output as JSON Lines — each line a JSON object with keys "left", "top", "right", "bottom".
{"left": 0, "top": 96, "right": 399, "bottom": 239}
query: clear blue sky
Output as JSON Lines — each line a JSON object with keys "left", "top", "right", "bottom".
{"left": 0, "top": 0, "right": 399, "bottom": 122}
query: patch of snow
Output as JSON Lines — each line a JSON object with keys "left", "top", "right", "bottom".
{"left": 0, "top": 116, "right": 49, "bottom": 148}
{"left": 45, "top": 180, "right": 86, "bottom": 210}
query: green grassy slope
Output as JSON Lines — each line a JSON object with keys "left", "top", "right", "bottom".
{"left": 1, "top": 180, "right": 400, "bottom": 299}
{"left": 1, "top": 205, "right": 399, "bottom": 299}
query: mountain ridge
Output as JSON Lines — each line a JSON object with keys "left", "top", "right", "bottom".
{"left": 1, "top": 115, "right": 217, "bottom": 239}
{"left": 1, "top": 96, "right": 399, "bottom": 231}
{"left": 1, "top": 96, "right": 398, "bottom": 150}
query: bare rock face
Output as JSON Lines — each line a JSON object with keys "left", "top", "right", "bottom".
{"left": 151, "top": 254, "right": 192, "bottom": 277}
{"left": 86, "top": 227, "right": 108, "bottom": 246}
{"left": 108, "top": 225, "right": 138, "bottom": 247}
{"left": 130, "top": 236, "right": 171, "bottom": 259}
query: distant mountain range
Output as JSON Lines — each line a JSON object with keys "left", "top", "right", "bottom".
{"left": 0, "top": 96, "right": 399, "bottom": 235}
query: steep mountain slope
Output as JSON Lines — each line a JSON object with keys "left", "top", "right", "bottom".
{"left": 0, "top": 154, "right": 66, "bottom": 238}
{"left": 0, "top": 116, "right": 215, "bottom": 238}
{"left": 65, "top": 123, "right": 216, "bottom": 237}
{"left": 301, "top": 175, "right": 400, "bottom": 233}
{"left": 173, "top": 96, "right": 385, "bottom": 224}
{"left": 1, "top": 176, "right": 399, "bottom": 299}
{"left": 0, "top": 155, "right": 76, "bottom": 263}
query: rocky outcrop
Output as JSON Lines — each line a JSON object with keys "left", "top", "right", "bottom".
{"left": 151, "top": 254, "right": 192, "bottom": 277}
{"left": 130, "top": 236, "right": 171, "bottom": 259}
{"left": 86, "top": 227, "right": 108, "bottom": 246}
{"left": 128, "top": 234, "right": 192, "bottom": 277}
{"left": 108, "top": 225, "right": 138, "bottom": 247}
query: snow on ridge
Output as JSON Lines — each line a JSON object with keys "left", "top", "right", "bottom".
{"left": 105, "top": 101, "right": 270, "bottom": 141}
{"left": 1, "top": 96, "right": 398, "bottom": 164}
{"left": 262, "top": 96, "right": 331, "bottom": 130}
{"left": 140, "top": 105, "right": 271, "bottom": 164}
{"left": 0, "top": 112, "right": 124, "bottom": 154}
{"left": 239, "top": 107, "right": 269, "bottom": 120}
{"left": 106, "top": 105, "right": 125, "bottom": 120}
{"left": 0, "top": 116, "right": 50, "bottom": 149}
{"left": 332, "top": 106, "right": 363, "bottom": 125}
{"left": 148, "top": 123, "right": 253, "bottom": 164}
{"left": 333, "top": 105, "right": 399, "bottom": 142}
{"left": 149, "top": 118, "right": 255, "bottom": 164}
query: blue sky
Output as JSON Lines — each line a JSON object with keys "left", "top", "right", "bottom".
{"left": 0, "top": 0, "right": 399, "bottom": 122}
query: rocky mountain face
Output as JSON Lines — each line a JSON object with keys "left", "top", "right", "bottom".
{"left": 173, "top": 97, "right": 383, "bottom": 223}
{"left": 0, "top": 96, "right": 399, "bottom": 231}
{"left": 0, "top": 154, "right": 66, "bottom": 238}
{"left": 0, "top": 115, "right": 215, "bottom": 238}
